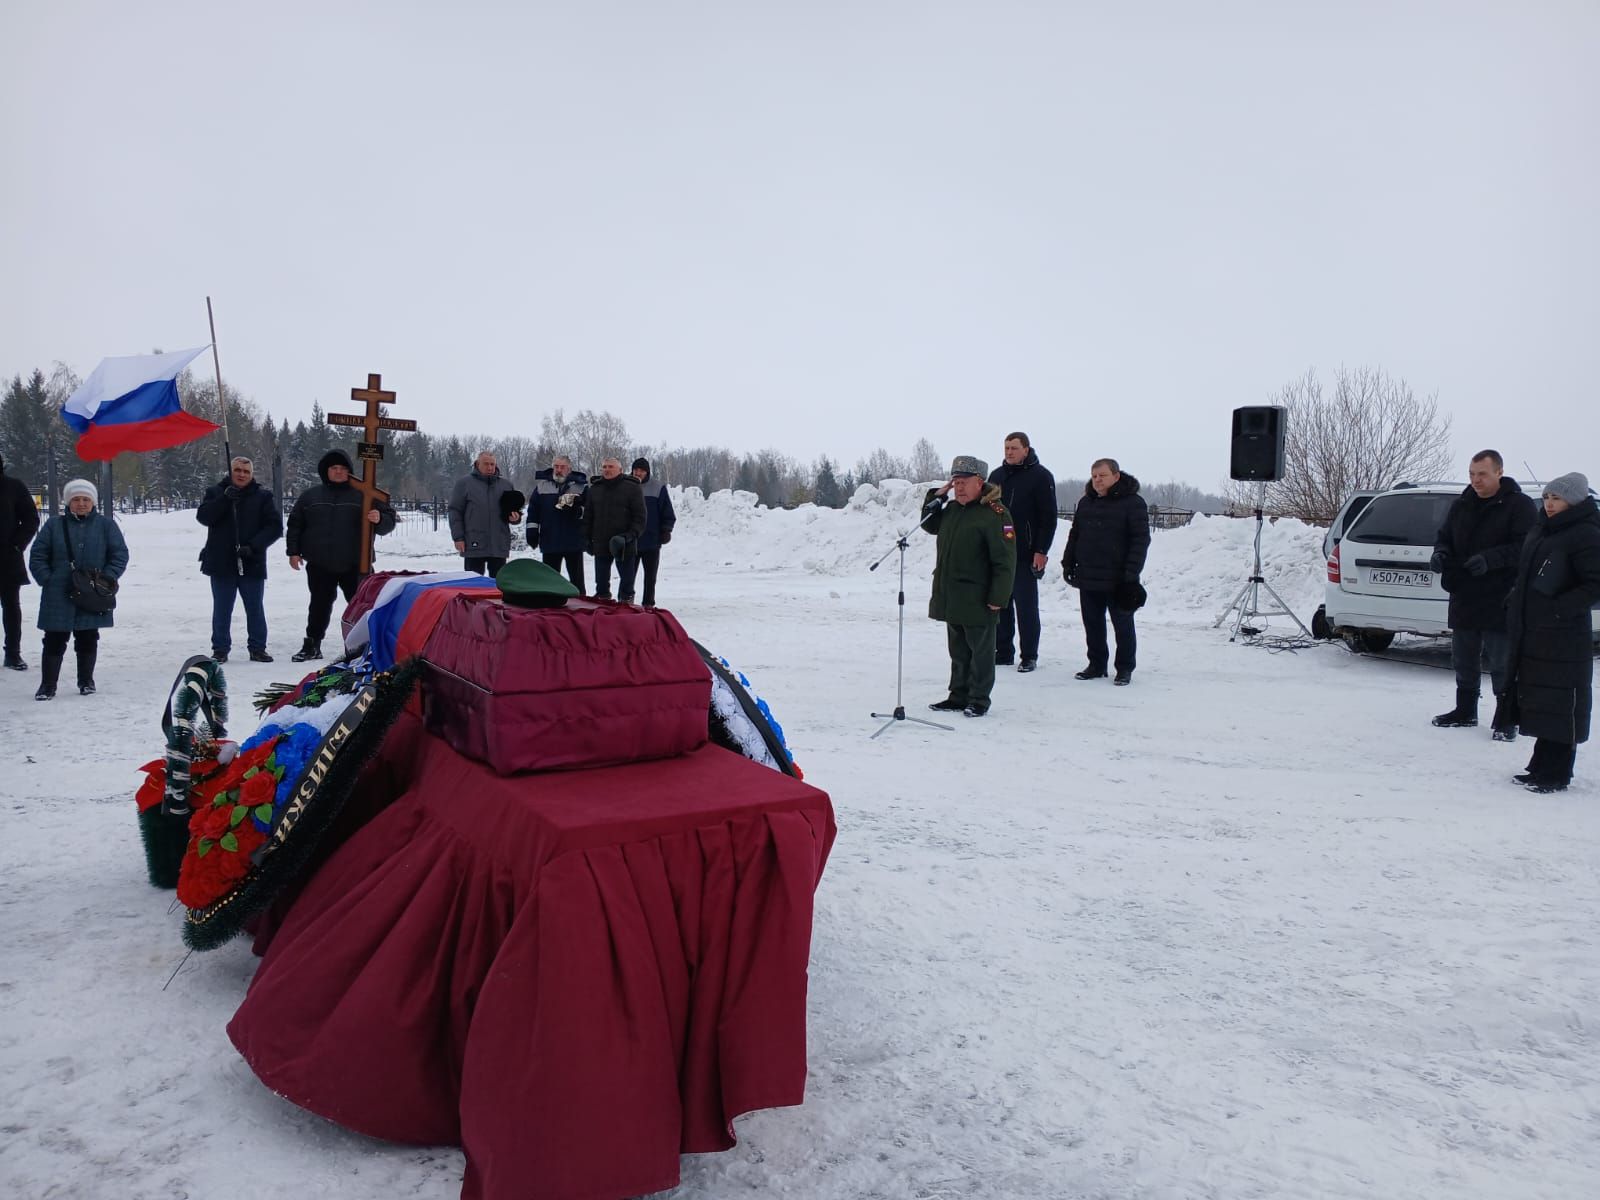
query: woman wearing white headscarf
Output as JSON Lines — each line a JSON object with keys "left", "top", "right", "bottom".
{"left": 28, "top": 479, "right": 129, "bottom": 700}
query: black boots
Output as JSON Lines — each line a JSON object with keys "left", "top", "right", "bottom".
{"left": 291, "top": 639, "right": 323, "bottom": 663}
{"left": 3, "top": 651, "right": 24, "bottom": 671}
{"left": 1489, "top": 694, "right": 1517, "bottom": 742}
{"left": 1431, "top": 688, "right": 1478, "bottom": 728}
{"left": 76, "top": 643, "right": 97, "bottom": 695}
{"left": 35, "top": 652, "right": 62, "bottom": 701}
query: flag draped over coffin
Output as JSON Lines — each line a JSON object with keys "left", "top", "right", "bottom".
{"left": 61, "top": 346, "right": 221, "bottom": 460}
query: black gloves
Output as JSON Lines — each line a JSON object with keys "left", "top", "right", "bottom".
{"left": 660, "top": 529, "right": 672, "bottom": 545}
{"left": 526, "top": 528, "right": 540, "bottom": 551}
{"left": 1464, "top": 554, "right": 1489, "bottom": 577}
{"left": 1428, "top": 550, "right": 1449, "bottom": 574}
{"left": 1031, "top": 562, "right": 1045, "bottom": 580}
{"left": 224, "top": 485, "right": 244, "bottom": 499}
{"left": 1062, "top": 563, "right": 1077, "bottom": 586}
{"left": 1114, "top": 580, "right": 1148, "bottom": 611}
{"left": 236, "top": 545, "right": 256, "bottom": 562}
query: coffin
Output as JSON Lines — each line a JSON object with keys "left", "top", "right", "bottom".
{"left": 420, "top": 594, "right": 711, "bottom": 774}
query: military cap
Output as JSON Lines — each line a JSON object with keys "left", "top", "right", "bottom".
{"left": 496, "top": 557, "right": 580, "bottom": 608}
{"left": 949, "top": 455, "right": 988, "bottom": 478}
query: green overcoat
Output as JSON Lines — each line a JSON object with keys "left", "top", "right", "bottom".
{"left": 921, "top": 485, "right": 1017, "bottom": 625}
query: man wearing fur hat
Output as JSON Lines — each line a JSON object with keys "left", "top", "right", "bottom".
{"left": 284, "top": 448, "right": 397, "bottom": 662}
{"left": 0, "top": 453, "right": 41, "bottom": 671}
{"left": 919, "top": 455, "right": 1017, "bottom": 717}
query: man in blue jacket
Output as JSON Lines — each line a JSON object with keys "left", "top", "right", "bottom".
{"left": 631, "top": 458, "right": 676, "bottom": 607}
{"left": 987, "top": 433, "right": 1057, "bottom": 672}
{"left": 528, "top": 455, "right": 588, "bottom": 593}
{"left": 197, "top": 457, "right": 283, "bottom": 663}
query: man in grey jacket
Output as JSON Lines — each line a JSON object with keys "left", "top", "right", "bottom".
{"left": 448, "top": 450, "right": 522, "bottom": 576}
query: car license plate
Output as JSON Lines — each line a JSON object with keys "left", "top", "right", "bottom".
{"left": 1368, "top": 569, "right": 1431, "bottom": 587}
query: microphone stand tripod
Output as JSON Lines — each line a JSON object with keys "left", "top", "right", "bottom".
{"left": 869, "top": 533, "right": 951, "bottom": 738}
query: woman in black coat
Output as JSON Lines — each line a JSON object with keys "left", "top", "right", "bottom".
{"left": 1504, "top": 472, "right": 1600, "bottom": 792}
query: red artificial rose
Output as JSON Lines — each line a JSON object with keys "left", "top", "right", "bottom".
{"left": 189, "top": 797, "right": 235, "bottom": 841}
{"left": 240, "top": 770, "right": 276, "bottom": 809}
{"left": 237, "top": 739, "right": 278, "bottom": 774}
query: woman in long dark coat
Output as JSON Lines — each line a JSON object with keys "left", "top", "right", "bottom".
{"left": 29, "top": 478, "right": 129, "bottom": 700}
{"left": 1504, "top": 472, "right": 1600, "bottom": 792}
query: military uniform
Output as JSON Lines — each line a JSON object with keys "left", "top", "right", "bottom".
{"left": 921, "top": 478, "right": 1017, "bottom": 714}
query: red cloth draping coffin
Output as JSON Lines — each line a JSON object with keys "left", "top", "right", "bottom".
{"left": 227, "top": 712, "right": 836, "bottom": 1200}
{"left": 421, "top": 595, "right": 711, "bottom": 774}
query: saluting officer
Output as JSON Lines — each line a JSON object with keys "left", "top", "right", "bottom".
{"left": 920, "top": 454, "right": 1017, "bottom": 718}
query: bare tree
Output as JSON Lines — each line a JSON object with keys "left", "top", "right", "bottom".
{"left": 908, "top": 437, "right": 943, "bottom": 483}
{"left": 1231, "top": 366, "right": 1453, "bottom": 522}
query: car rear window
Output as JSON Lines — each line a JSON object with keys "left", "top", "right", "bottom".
{"left": 1345, "top": 492, "right": 1456, "bottom": 546}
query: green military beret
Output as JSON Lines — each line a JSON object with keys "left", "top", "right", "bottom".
{"left": 496, "top": 557, "right": 580, "bottom": 608}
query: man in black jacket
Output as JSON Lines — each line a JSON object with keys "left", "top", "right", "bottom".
{"left": 987, "top": 432, "right": 1057, "bottom": 672}
{"left": 1, "top": 453, "right": 42, "bottom": 670}
{"left": 1429, "top": 449, "right": 1538, "bottom": 737}
{"left": 197, "top": 457, "right": 283, "bottom": 662}
{"left": 582, "top": 458, "right": 646, "bottom": 601}
{"left": 1061, "top": 458, "right": 1150, "bottom": 685}
{"left": 284, "top": 449, "right": 397, "bottom": 661}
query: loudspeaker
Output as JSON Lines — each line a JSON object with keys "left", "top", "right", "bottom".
{"left": 1230, "top": 405, "right": 1286, "bottom": 481}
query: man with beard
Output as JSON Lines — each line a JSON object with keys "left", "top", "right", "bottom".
{"left": 285, "top": 449, "right": 397, "bottom": 662}
{"left": 1062, "top": 458, "right": 1149, "bottom": 685}
{"left": 528, "top": 454, "right": 588, "bottom": 592}
{"left": 196, "top": 457, "right": 283, "bottom": 662}
{"left": 920, "top": 455, "right": 1016, "bottom": 718}
{"left": 987, "top": 432, "right": 1057, "bottom": 672}
{"left": 582, "top": 457, "right": 646, "bottom": 601}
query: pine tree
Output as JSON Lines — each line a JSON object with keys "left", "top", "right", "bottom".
{"left": 813, "top": 457, "right": 843, "bottom": 509}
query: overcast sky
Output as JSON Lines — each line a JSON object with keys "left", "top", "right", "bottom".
{"left": 3, "top": 0, "right": 1594, "bottom": 488}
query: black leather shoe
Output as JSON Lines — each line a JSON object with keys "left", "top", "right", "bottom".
{"left": 249, "top": 649, "right": 274, "bottom": 663}
{"left": 1525, "top": 779, "right": 1569, "bottom": 794}
{"left": 1513, "top": 772, "right": 1536, "bottom": 786}
{"left": 994, "top": 654, "right": 1014, "bottom": 666}
{"left": 1114, "top": 671, "right": 1132, "bottom": 686}
{"left": 928, "top": 698, "right": 966, "bottom": 712}
{"left": 3, "top": 655, "right": 25, "bottom": 671}
{"left": 212, "top": 649, "right": 229, "bottom": 663}
{"left": 962, "top": 704, "right": 988, "bottom": 718}
{"left": 1017, "top": 659, "right": 1037, "bottom": 673}
{"left": 1074, "top": 667, "right": 1107, "bottom": 680}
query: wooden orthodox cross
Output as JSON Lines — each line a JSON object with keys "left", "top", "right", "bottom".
{"left": 327, "top": 373, "right": 419, "bottom": 574}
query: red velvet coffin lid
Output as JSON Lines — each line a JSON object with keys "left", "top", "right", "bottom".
{"left": 420, "top": 596, "right": 711, "bottom": 775}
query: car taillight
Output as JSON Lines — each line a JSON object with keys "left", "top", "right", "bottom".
{"left": 1327, "top": 543, "right": 1341, "bottom": 583}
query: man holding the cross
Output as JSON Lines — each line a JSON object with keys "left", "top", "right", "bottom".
{"left": 285, "top": 449, "right": 396, "bottom": 662}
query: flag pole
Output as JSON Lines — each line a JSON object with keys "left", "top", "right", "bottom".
{"left": 206, "top": 296, "right": 232, "bottom": 467}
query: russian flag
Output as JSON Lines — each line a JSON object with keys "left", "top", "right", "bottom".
{"left": 61, "top": 346, "right": 222, "bottom": 460}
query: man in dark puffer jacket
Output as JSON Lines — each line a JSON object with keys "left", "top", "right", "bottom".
{"left": 284, "top": 449, "right": 396, "bottom": 661}
{"left": 1428, "top": 449, "right": 1538, "bottom": 737}
{"left": 987, "top": 432, "right": 1057, "bottom": 672}
{"left": 1061, "top": 458, "right": 1149, "bottom": 685}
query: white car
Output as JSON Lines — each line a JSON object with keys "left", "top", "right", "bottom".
{"left": 1315, "top": 481, "right": 1600, "bottom": 651}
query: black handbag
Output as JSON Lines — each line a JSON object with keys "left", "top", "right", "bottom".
{"left": 69, "top": 564, "right": 119, "bottom": 613}
{"left": 60, "top": 516, "right": 119, "bottom": 613}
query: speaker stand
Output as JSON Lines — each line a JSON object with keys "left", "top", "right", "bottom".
{"left": 1214, "top": 482, "right": 1313, "bottom": 641}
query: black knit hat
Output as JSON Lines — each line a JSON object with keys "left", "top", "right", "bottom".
{"left": 631, "top": 457, "right": 650, "bottom": 474}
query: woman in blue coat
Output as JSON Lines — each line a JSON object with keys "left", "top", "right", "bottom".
{"left": 29, "top": 478, "right": 129, "bottom": 700}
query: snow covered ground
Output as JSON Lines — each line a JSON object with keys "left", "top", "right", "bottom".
{"left": 2, "top": 488, "right": 1596, "bottom": 1200}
